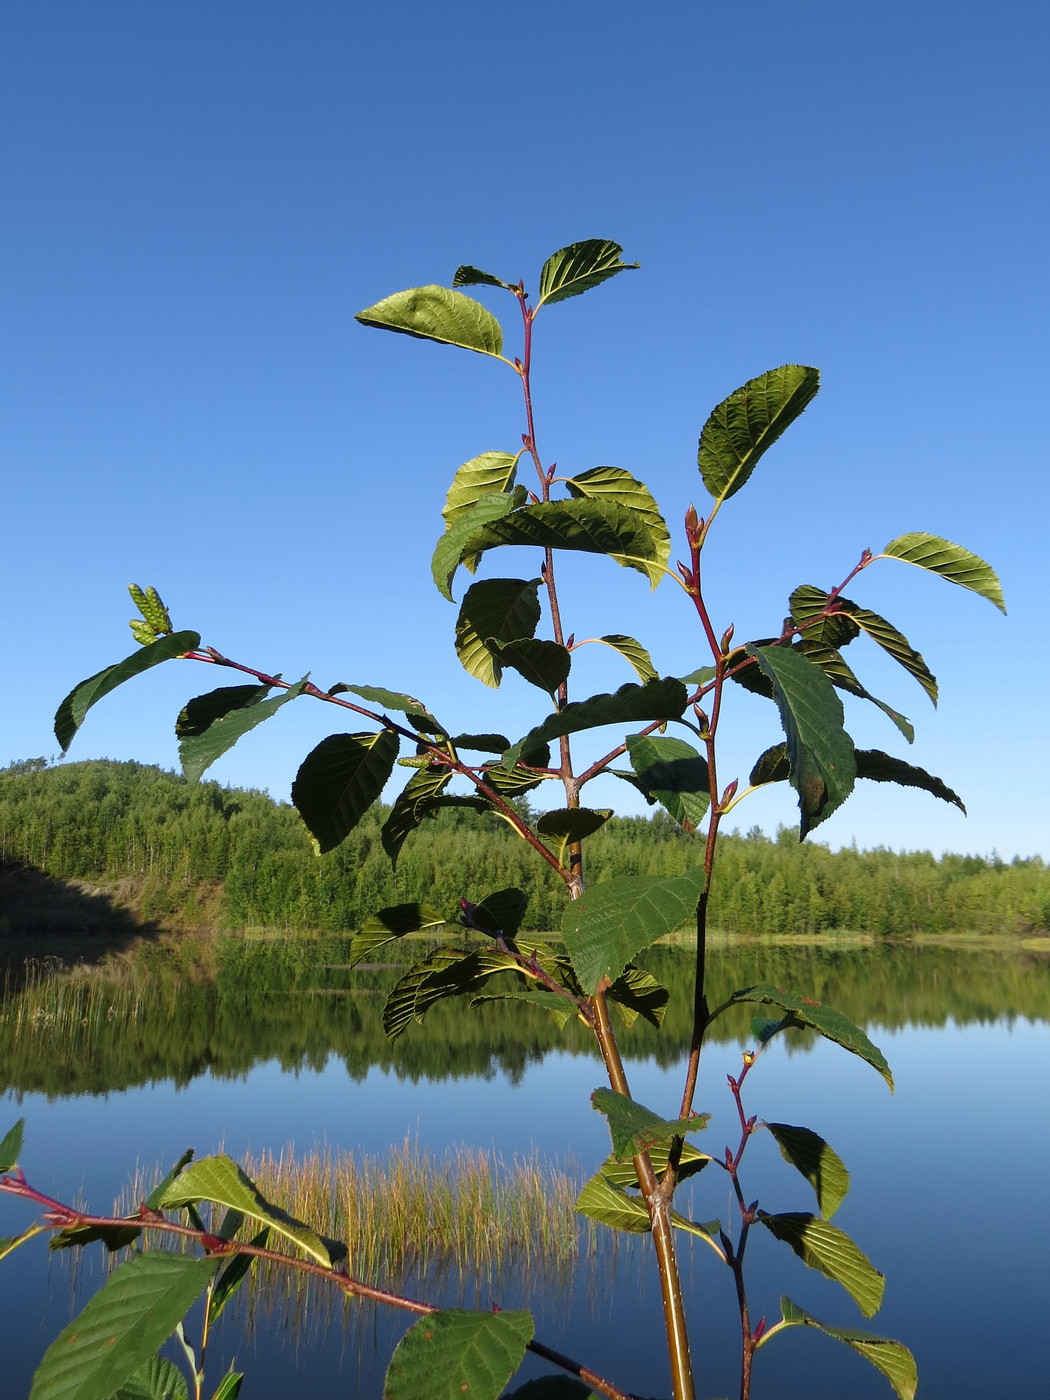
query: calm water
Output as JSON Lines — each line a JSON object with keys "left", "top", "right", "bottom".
{"left": 2, "top": 937, "right": 1049, "bottom": 1399}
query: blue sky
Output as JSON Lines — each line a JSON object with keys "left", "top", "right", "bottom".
{"left": 4, "top": 1, "right": 1047, "bottom": 859}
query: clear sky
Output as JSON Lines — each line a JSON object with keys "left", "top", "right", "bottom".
{"left": 4, "top": 1, "right": 1047, "bottom": 860}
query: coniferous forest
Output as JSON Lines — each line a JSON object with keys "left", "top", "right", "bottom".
{"left": 1, "top": 758, "right": 1047, "bottom": 938}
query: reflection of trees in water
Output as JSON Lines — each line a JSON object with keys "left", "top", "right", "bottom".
{"left": 2, "top": 937, "right": 1048, "bottom": 1097}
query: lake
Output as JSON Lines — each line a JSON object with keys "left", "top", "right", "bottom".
{"left": 3, "top": 936, "right": 1049, "bottom": 1399}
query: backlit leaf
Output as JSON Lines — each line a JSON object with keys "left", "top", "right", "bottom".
{"left": 798, "top": 638, "right": 915, "bottom": 743}
{"left": 505, "top": 678, "right": 689, "bottom": 767}
{"left": 55, "top": 632, "right": 201, "bottom": 754}
{"left": 763, "top": 1298, "right": 917, "bottom": 1400}
{"left": 758, "top": 1212, "right": 885, "bottom": 1317}
{"left": 384, "top": 1308, "right": 533, "bottom": 1400}
{"left": 452, "top": 265, "right": 514, "bottom": 292}
{"left": 327, "top": 683, "right": 443, "bottom": 731}
{"left": 470, "top": 887, "right": 529, "bottom": 937}
{"left": 765, "top": 1123, "right": 850, "bottom": 1220}
{"left": 0, "top": 1118, "right": 24, "bottom": 1170}
{"left": 729, "top": 984, "right": 893, "bottom": 1089}
{"left": 565, "top": 466, "right": 670, "bottom": 585}
{"left": 442, "top": 452, "right": 520, "bottom": 527}
{"left": 383, "top": 947, "right": 519, "bottom": 1041}
{"left": 535, "top": 806, "right": 612, "bottom": 864}
{"left": 432, "top": 490, "right": 526, "bottom": 601}
{"left": 855, "top": 750, "right": 965, "bottom": 811}
{"left": 348, "top": 902, "right": 448, "bottom": 967}
{"left": 536, "top": 239, "right": 639, "bottom": 308}
{"left": 607, "top": 965, "right": 669, "bottom": 1029}
{"left": 883, "top": 533, "right": 1005, "bottom": 613}
{"left": 832, "top": 600, "right": 938, "bottom": 705}
{"left": 698, "top": 366, "right": 820, "bottom": 505}
{"left": 292, "top": 730, "right": 399, "bottom": 853}
{"left": 355, "top": 285, "right": 505, "bottom": 359}
{"left": 592, "top": 1088, "right": 709, "bottom": 1160}
{"left": 575, "top": 1173, "right": 651, "bottom": 1233}
{"left": 595, "top": 634, "right": 658, "bottom": 683}
{"left": 455, "top": 578, "right": 542, "bottom": 687}
{"left": 789, "top": 585, "right": 860, "bottom": 650}
{"left": 179, "top": 679, "right": 309, "bottom": 784}
{"left": 382, "top": 764, "right": 453, "bottom": 865}
{"left": 491, "top": 638, "right": 571, "bottom": 694}
{"left": 175, "top": 684, "right": 271, "bottom": 738}
{"left": 626, "top": 734, "right": 710, "bottom": 832}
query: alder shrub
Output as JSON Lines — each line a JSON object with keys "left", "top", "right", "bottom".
{"left": 1, "top": 240, "right": 1005, "bottom": 1400}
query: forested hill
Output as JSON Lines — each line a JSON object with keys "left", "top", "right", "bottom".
{"left": 1, "top": 759, "right": 1047, "bottom": 937}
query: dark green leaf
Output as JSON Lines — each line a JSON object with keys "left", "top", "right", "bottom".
{"left": 798, "top": 638, "right": 915, "bottom": 743}
{"left": 383, "top": 947, "right": 519, "bottom": 1041}
{"left": 565, "top": 466, "right": 670, "bottom": 586}
{"left": 563, "top": 868, "right": 705, "bottom": 995}
{"left": 831, "top": 600, "right": 938, "bottom": 705}
{"left": 626, "top": 734, "right": 710, "bottom": 832}
{"left": 505, "top": 678, "right": 689, "bottom": 767}
{"left": 209, "top": 1371, "right": 244, "bottom": 1400}
{"left": 490, "top": 638, "right": 571, "bottom": 694}
{"left": 327, "top": 683, "right": 444, "bottom": 731}
{"left": 535, "top": 806, "right": 612, "bottom": 865}
{"left": 883, "top": 533, "right": 1005, "bottom": 613}
{"left": 789, "top": 585, "right": 861, "bottom": 650}
{"left": 855, "top": 750, "right": 965, "bottom": 811}
{"left": 384, "top": 1308, "right": 533, "bottom": 1400}
{"left": 442, "top": 452, "right": 521, "bottom": 527}
{"left": 455, "top": 578, "right": 542, "bottom": 687}
{"left": 536, "top": 239, "right": 639, "bottom": 308}
{"left": 763, "top": 1298, "right": 917, "bottom": 1400}
{"left": 382, "top": 765, "right": 453, "bottom": 865}
{"left": 207, "top": 1227, "right": 268, "bottom": 1327}
{"left": 107, "top": 1354, "right": 189, "bottom": 1400}
{"left": 592, "top": 1088, "right": 709, "bottom": 1160}
{"left": 51, "top": 1149, "right": 195, "bottom": 1254}
{"left": 596, "top": 634, "right": 658, "bottom": 682}
{"left": 729, "top": 984, "right": 893, "bottom": 1089}
{"left": 452, "top": 265, "right": 513, "bottom": 291}
{"left": 348, "top": 903, "right": 448, "bottom": 967}
{"left": 432, "top": 490, "right": 526, "bottom": 601}
{"left": 750, "top": 743, "right": 790, "bottom": 786}
{"left": 0, "top": 1118, "right": 24, "bottom": 1170}
{"left": 607, "top": 965, "right": 669, "bottom": 1029}
{"left": 355, "top": 285, "right": 506, "bottom": 359}
{"left": 55, "top": 632, "right": 201, "bottom": 754}
{"left": 745, "top": 645, "right": 856, "bottom": 838}
{"left": 470, "top": 887, "right": 529, "bottom": 937}
{"left": 179, "top": 679, "right": 309, "bottom": 784}
{"left": 469, "top": 987, "right": 578, "bottom": 1030}
{"left": 175, "top": 684, "right": 272, "bottom": 739}
{"left": 30, "top": 1254, "right": 219, "bottom": 1400}
{"left": 765, "top": 1123, "right": 850, "bottom": 1220}
{"left": 698, "top": 366, "right": 820, "bottom": 505}
{"left": 502, "top": 1379, "right": 598, "bottom": 1400}
{"left": 759, "top": 1212, "right": 885, "bottom": 1317}
{"left": 292, "top": 730, "right": 399, "bottom": 853}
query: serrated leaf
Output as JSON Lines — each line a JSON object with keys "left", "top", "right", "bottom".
{"left": 831, "top": 599, "right": 938, "bottom": 705}
{"left": 698, "top": 366, "right": 820, "bottom": 505}
{"left": 883, "top": 533, "right": 1005, "bottom": 613}
{"left": 348, "top": 902, "right": 448, "bottom": 966}
{"left": 789, "top": 584, "right": 861, "bottom": 650}
{"left": 575, "top": 1173, "right": 651, "bottom": 1233}
{"left": 54, "top": 632, "right": 201, "bottom": 754}
{"left": 765, "top": 1123, "right": 850, "bottom": 1220}
{"left": 505, "top": 678, "right": 689, "bottom": 767}
{"left": 563, "top": 868, "right": 706, "bottom": 995}
{"left": 595, "top": 634, "right": 658, "bottom": 682}
{"left": 207, "top": 1227, "right": 268, "bottom": 1327}
{"left": 626, "top": 734, "right": 710, "bottom": 832}
{"left": 565, "top": 466, "right": 670, "bottom": 585}
{"left": 607, "top": 965, "right": 669, "bottom": 1029}
{"left": 383, "top": 947, "right": 520, "bottom": 1041}
{"left": 51, "top": 1149, "right": 195, "bottom": 1254}
{"left": 107, "top": 1353, "right": 190, "bottom": 1400}
{"left": 536, "top": 239, "right": 639, "bottom": 308}
{"left": 384, "top": 1308, "right": 533, "bottom": 1400}
{"left": 432, "top": 490, "right": 526, "bottom": 601}
{"left": 470, "top": 987, "right": 578, "bottom": 1030}
{"left": 452, "top": 265, "right": 514, "bottom": 291}
{"left": 592, "top": 1088, "right": 709, "bottom": 1160}
{"left": 490, "top": 638, "right": 572, "bottom": 694}
{"left": 327, "top": 683, "right": 443, "bottom": 731}
{"left": 798, "top": 638, "right": 915, "bottom": 743}
{"left": 535, "top": 806, "right": 612, "bottom": 865}
{"left": 442, "top": 452, "right": 521, "bottom": 527}
{"left": 158, "top": 1156, "right": 344, "bottom": 1268}
{"left": 450, "top": 732, "right": 509, "bottom": 753}
{"left": 30, "top": 1254, "right": 219, "bottom": 1400}
{"left": 856, "top": 749, "right": 965, "bottom": 810}
{"left": 381, "top": 765, "right": 453, "bottom": 865}
{"left": 759, "top": 1212, "right": 885, "bottom": 1317}
{"left": 750, "top": 743, "right": 790, "bottom": 787}
{"left": 355, "top": 285, "right": 505, "bottom": 359}
{"left": 766, "top": 1298, "right": 917, "bottom": 1400}
{"left": 479, "top": 761, "right": 550, "bottom": 798}
{"left": 0, "top": 1118, "right": 24, "bottom": 1170}
{"left": 745, "top": 645, "right": 856, "bottom": 838}
{"left": 178, "top": 678, "right": 309, "bottom": 784}
{"left": 597, "top": 1140, "right": 711, "bottom": 1190}
{"left": 470, "top": 887, "right": 529, "bottom": 937}
{"left": 455, "top": 578, "right": 542, "bottom": 687}
{"left": 174, "top": 684, "right": 272, "bottom": 739}
{"left": 730, "top": 984, "right": 893, "bottom": 1089}
{"left": 292, "top": 729, "right": 399, "bottom": 853}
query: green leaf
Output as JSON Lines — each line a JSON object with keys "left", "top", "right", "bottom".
{"left": 758, "top": 1212, "right": 885, "bottom": 1317}
{"left": 454, "top": 498, "right": 665, "bottom": 592}
{"left": 729, "top": 984, "right": 893, "bottom": 1089}
{"left": 348, "top": 903, "right": 448, "bottom": 966}
{"left": 789, "top": 585, "right": 861, "bottom": 651}
{"left": 54, "top": 632, "right": 201, "bottom": 754}
{"left": 179, "top": 678, "right": 309, "bottom": 784}
{"left": 607, "top": 965, "right": 669, "bottom": 1029}
{"left": 536, "top": 239, "right": 639, "bottom": 308}
{"left": 383, "top": 947, "right": 519, "bottom": 1041}
{"left": 207, "top": 1227, "right": 268, "bottom": 1327}
{"left": 51, "top": 1150, "right": 195, "bottom": 1255}
{"left": 764, "top": 1298, "right": 917, "bottom": 1400}
{"left": 384, "top": 1308, "right": 533, "bottom": 1400}
{"left": 455, "top": 578, "right": 542, "bottom": 687}
{"left": 291, "top": 730, "right": 399, "bottom": 854}
{"left": 883, "top": 533, "right": 1005, "bottom": 613}
{"left": 470, "top": 887, "right": 529, "bottom": 937}
{"left": 0, "top": 1118, "right": 24, "bottom": 1170}
{"left": 1, "top": 1226, "right": 48, "bottom": 1261}
{"left": 157, "top": 1155, "right": 345, "bottom": 1267}
{"left": 750, "top": 743, "right": 790, "bottom": 787}
{"left": 562, "top": 868, "right": 706, "bottom": 995}
{"left": 575, "top": 1172, "right": 651, "bottom": 1233}
{"left": 490, "top": 638, "right": 572, "bottom": 694}
{"left": 174, "top": 684, "right": 272, "bottom": 738}
{"left": 565, "top": 466, "right": 670, "bottom": 586}
{"left": 432, "top": 490, "right": 526, "bottom": 601}
{"left": 442, "top": 452, "right": 521, "bottom": 527}
{"left": 209, "top": 1370, "right": 244, "bottom": 1400}
{"left": 535, "top": 806, "right": 612, "bottom": 864}
{"left": 698, "top": 366, "right": 820, "bottom": 505}
{"left": 626, "top": 734, "right": 710, "bottom": 832}
{"left": 479, "top": 760, "right": 549, "bottom": 798}
{"left": 592, "top": 1088, "right": 709, "bottom": 1160}
{"left": 450, "top": 733, "right": 509, "bottom": 753}
{"left": 381, "top": 764, "right": 453, "bottom": 865}
{"left": 595, "top": 634, "right": 658, "bottom": 682}
{"left": 452, "top": 266, "right": 514, "bottom": 292}
{"left": 327, "top": 683, "right": 444, "bottom": 731}
{"left": 798, "top": 638, "right": 915, "bottom": 743}
{"left": 355, "top": 285, "right": 505, "bottom": 360}
{"left": 469, "top": 987, "right": 577, "bottom": 1030}
{"left": 855, "top": 749, "right": 965, "bottom": 811}
{"left": 831, "top": 599, "right": 938, "bottom": 705}
{"left": 596, "top": 1140, "right": 710, "bottom": 1191}
{"left": 107, "top": 1354, "right": 190, "bottom": 1400}
{"left": 502, "top": 1379, "right": 598, "bottom": 1400}
{"left": 745, "top": 645, "right": 856, "bottom": 838}
{"left": 765, "top": 1123, "right": 850, "bottom": 1220}
{"left": 505, "top": 678, "right": 689, "bottom": 767}
{"left": 30, "top": 1253, "right": 219, "bottom": 1400}
{"left": 678, "top": 665, "right": 718, "bottom": 688}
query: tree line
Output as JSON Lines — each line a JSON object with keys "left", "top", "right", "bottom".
{"left": 1, "top": 758, "right": 1047, "bottom": 937}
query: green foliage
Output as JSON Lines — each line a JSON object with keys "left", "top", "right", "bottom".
{"left": 384, "top": 1309, "right": 534, "bottom": 1400}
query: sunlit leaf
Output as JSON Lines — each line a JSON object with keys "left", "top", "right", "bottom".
{"left": 327, "top": 683, "right": 444, "bottom": 732}
{"left": 208, "top": 1370, "right": 245, "bottom": 1400}
{"left": 442, "top": 452, "right": 521, "bottom": 527}
{"left": 626, "top": 734, "right": 710, "bottom": 832}
{"left": 432, "top": 490, "right": 526, "bottom": 601}
{"left": 594, "top": 634, "right": 658, "bottom": 682}
{"left": 0, "top": 1118, "right": 24, "bottom": 1170}
{"left": 565, "top": 466, "right": 670, "bottom": 585}
{"left": 452, "top": 266, "right": 514, "bottom": 292}
{"left": 179, "top": 679, "right": 309, "bottom": 784}
{"left": 759, "top": 1212, "right": 885, "bottom": 1317}
{"left": 762, "top": 1298, "right": 917, "bottom": 1400}
{"left": 597, "top": 1140, "right": 711, "bottom": 1190}
{"left": 455, "top": 578, "right": 542, "bottom": 687}
{"left": 54, "top": 632, "right": 201, "bottom": 754}
{"left": 765, "top": 1123, "right": 850, "bottom": 1220}
{"left": 575, "top": 1172, "right": 651, "bottom": 1233}
{"left": 355, "top": 285, "right": 506, "bottom": 359}
{"left": 729, "top": 984, "right": 893, "bottom": 1089}
{"left": 882, "top": 533, "right": 1005, "bottom": 613}
{"left": 384, "top": 1308, "right": 534, "bottom": 1400}
{"left": 292, "top": 730, "right": 399, "bottom": 853}
{"left": 505, "top": 678, "right": 689, "bottom": 767}
{"left": 592, "top": 1088, "right": 709, "bottom": 1160}
{"left": 831, "top": 599, "right": 938, "bottom": 705}
{"left": 536, "top": 239, "right": 639, "bottom": 308}
{"left": 108, "top": 1354, "right": 189, "bottom": 1400}
{"left": 698, "top": 366, "right": 820, "bottom": 505}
